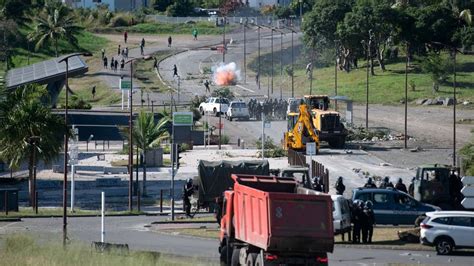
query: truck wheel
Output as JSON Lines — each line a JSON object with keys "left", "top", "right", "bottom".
{"left": 220, "top": 244, "right": 230, "bottom": 265}
{"left": 231, "top": 248, "right": 240, "bottom": 266}
{"left": 246, "top": 253, "right": 257, "bottom": 266}
{"left": 255, "top": 253, "right": 264, "bottom": 266}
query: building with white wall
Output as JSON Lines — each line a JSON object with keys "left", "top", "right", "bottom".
{"left": 63, "top": 0, "right": 147, "bottom": 11}
{"left": 247, "top": 0, "right": 291, "bottom": 8}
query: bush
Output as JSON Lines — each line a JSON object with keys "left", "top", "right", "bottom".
{"left": 191, "top": 107, "right": 202, "bottom": 122}
{"left": 255, "top": 137, "right": 286, "bottom": 158}
{"left": 190, "top": 95, "right": 207, "bottom": 109}
{"left": 221, "top": 135, "right": 230, "bottom": 144}
{"left": 109, "top": 14, "right": 131, "bottom": 27}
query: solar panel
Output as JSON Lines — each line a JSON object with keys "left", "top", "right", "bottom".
{"left": 6, "top": 55, "right": 88, "bottom": 89}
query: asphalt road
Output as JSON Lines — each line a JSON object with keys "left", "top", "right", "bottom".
{"left": 1, "top": 216, "right": 473, "bottom": 265}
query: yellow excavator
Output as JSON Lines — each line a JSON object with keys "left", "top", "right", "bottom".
{"left": 304, "top": 95, "right": 347, "bottom": 148}
{"left": 284, "top": 102, "right": 320, "bottom": 154}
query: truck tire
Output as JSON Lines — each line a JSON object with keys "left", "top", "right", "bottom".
{"left": 246, "top": 253, "right": 257, "bottom": 266}
{"left": 231, "top": 248, "right": 240, "bottom": 266}
{"left": 220, "top": 244, "right": 230, "bottom": 265}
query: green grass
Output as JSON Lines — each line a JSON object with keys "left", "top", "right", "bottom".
{"left": 249, "top": 51, "right": 474, "bottom": 104}
{"left": 0, "top": 207, "right": 144, "bottom": 219}
{"left": 0, "top": 235, "right": 207, "bottom": 266}
{"left": 134, "top": 50, "right": 177, "bottom": 92}
{"left": 94, "top": 21, "right": 232, "bottom": 35}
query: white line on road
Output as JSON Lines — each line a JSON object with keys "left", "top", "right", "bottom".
{"left": 236, "top": 85, "right": 255, "bottom": 93}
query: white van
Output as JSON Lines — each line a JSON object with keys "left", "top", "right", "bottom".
{"left": 331, "top": 195, "right": 352, "bottom": 236}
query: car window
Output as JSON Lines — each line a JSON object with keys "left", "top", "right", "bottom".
{"left": 432, "top": 217, "right": 450, "bottom": 225}
{"left": 394, "top": 193, "right": 417, "bottom": 206}
{"left": 341, "top": 200, "right": 350, "bottom": 215}
{"left": 232, "top": 102, "right": 246, "bottom": 108}
{"left": 373, "top": 193, "right": 390, "bottom": 204}
{"left": 450, "top": 217, "right": 471, "bottom": 227}
{"left": 356, "top": 192, "right": 371, "bottom": 202}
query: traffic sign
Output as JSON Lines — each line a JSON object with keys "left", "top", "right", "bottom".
{"left": 306, "top": 142, "right": 317, "bottom": 156}
{"left": 173, "top": 112, "right": 193, "bottom": 126}
{"left": 120, "top": 79, "right": 131, "bottom": 90}
{"left": 264, "top": 121, "right": 271, "bottom": 128}
{"left": 461, "top": 176, "right": 474, "bottom": 209}
{"left": 69, "top": 145, "right": 79, "bottom": 165}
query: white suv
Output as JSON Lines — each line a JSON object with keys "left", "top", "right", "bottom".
{"left": 420, "top": 211, "right": 474, "bottom": 255}
{"left": 225, "top": 101, "right": 249, "bottom": 121}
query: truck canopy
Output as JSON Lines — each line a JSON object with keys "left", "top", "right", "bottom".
{"left": 197, "top": 160, "right": 269, "bottom": 205}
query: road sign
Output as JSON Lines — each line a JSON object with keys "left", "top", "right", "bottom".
{"left": 264, "top": 121, "right": 271, "bottom": 128}
{"left": 120, "top": 79, "right": 131, "bottom": 90}
{"left": 173, "top": 112, "right": 193, "bottom": 126}
{"left": 69, "top": 145, "right": 79, "bottom": 165}
{"left": 461, "top": 176, "right": 474, "bottom": 209}
{"left": 306, "top": 142, "right": 317, "bottom": 156}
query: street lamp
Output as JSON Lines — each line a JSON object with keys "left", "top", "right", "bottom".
{"left": 254, "top": 23, "right": 264, "bottom": 91}
{"left": 58, "top": 52, "right": 92, "bottom": 246}
{"left": 361, "top": 29, "right": 373, "bottom": 130}
{"left": 334, "top": 40, "right": 340, "bottom": 111}
{"left": 222, "top": 17, "right": 226, "bottom": 63}
{"left": 124, "top": 55, "right": 150, "bottom": 212}
{"left": 243, "top": 18, "right": 247, "bottom": 84}
{"left": 404, "top": 42, "right": 409, "bottom": 149}
{"left": 27, "top": 136, "right": 40, "bottom": 211}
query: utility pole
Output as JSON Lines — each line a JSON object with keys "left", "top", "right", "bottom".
{"left": 335, "top": 40, "right": 339, "bottom": 111}
{"left": 243, "top": 18, "right": 247, "bottom": 84}
{"left": 257, "top": 25, "right": 261, "bottom": 90}
{"left": 280, "top": 31, "right": 283, "bottom": 100}
{"left": 271, "top": 28, "right": 274, "bottom": 95}
{"left": 453, "top": 48, "right": 457, "bottom": 167}
{"left": 222, "top": 17, "right": 226, "bottom": 63}
{"left": 291, "top": 29, "right": 295, "bottom": 98}
{"left": 404, "top": 42, "right": 409, "bottom": 149}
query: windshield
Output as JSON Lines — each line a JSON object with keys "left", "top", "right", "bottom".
{"left": 231, "top": 102, "right": 246, "bottom": 108}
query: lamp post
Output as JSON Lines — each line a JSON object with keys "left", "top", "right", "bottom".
{"left": 280, "top": 31, "right": 283, "bottom": 100}
{"left": 222, "top": 16, "right": 226, "bottom": 63}
{"left": 271, "top": 28, "right": 274, "bottom": 95}
{"left": 335, "top": 40, "right": 340, "bottom": 111}
{"left": 243, "top": 18, "right": 247, "bottom": 84}
{"left": 257, "top": 25, "right": 261, "bottom": 90}
{"left": 28, "top": 136, "right": 40, "bottom": 210}
{"left": 404, "top": 42, "right": 409, "bottom": 149}
{"left": 124, "top": 55, "right": 150, "bottom": 212}
{"left": 58, "top": 52, "right": 92, "bottom": 246}
{"left": 291, "top": 29, "right": 295, "bottom": 98}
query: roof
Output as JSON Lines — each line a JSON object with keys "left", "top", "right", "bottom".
{"left": 426, "top": 211, "right": 474, "bottom": 217}
{"left": 353, "top": 187, "right": 400, "bottom": 193}
{"left": 417, "top": 164, "right": 452, "bottom": 169}
{"left": 6, "top": 55, "right": 88, "bottom": 89}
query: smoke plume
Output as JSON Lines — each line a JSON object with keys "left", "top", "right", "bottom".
{"left": 213, "top": 62, "right": 241, "bottom": 86}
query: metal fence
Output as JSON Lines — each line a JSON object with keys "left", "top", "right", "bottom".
{"left": 145, "top": 15, "right": 300, "bottom": 28}
{"left": 311, "top": 160, "right": 329, "bottom": 193}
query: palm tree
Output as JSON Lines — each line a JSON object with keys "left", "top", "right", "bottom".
{"left": 133, "top": 111, "right": 170, "bottom": 196}
{"left": 0, "top": 84, "right": 64, "bottom": 205}
{"left": 28, "top": 0, "right": 82, "bottom": 57}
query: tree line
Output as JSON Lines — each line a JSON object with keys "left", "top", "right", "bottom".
{"left": 301, "top": 0, "right": 474, "bottom": 81}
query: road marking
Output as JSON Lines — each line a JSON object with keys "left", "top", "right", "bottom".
{"left": 236, "top": 85, "right": 255, "bottom": 93}
{"left": 0, "top": 222, "right": 18, "bottom": 230}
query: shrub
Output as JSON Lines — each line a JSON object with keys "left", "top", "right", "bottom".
{"left": 211, "top": 87, "right": 235, "bottom": 100}
{"left": 109, "top": 14, "right": 131, "bottom": 27}
{"left": 221, "top": 135, "right": 230, "bottom": 144}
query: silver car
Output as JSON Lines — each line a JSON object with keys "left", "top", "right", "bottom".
{"left": 225, "top": 101, "right": 249, "bottom": 121}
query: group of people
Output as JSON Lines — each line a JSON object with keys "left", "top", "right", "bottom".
{"left": 363, "top": 177, "right": 408, "bottom": 193}
{"left": 248, "top": 98, "right": 288, "bottom": 121}
{"left": 352, "top": 200, "right": 375, "bottom": 244}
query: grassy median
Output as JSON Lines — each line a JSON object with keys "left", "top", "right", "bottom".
{"left": 0, "top": 235, "right": 209, "bottom": 266}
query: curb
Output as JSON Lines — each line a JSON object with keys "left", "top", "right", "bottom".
{"left": 0, "top": 213, "right": 147, "bottom": 219}
{"left": 151, "top": 220, "right": 215, "bottom": 225}
{"left": 0, "top": 218, "right": 22, "bottom": 222}
{"left": 334, "top": 243, "right": 432, "bottom": 252}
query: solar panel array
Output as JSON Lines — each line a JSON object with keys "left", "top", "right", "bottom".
{"left": 6, "top": 55, "right": 88, "bottom": 89}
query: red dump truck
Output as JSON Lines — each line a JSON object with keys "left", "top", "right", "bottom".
{"left": 219, "top": 174, "right": 334, "bottom": 266}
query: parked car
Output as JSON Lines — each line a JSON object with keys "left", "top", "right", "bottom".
{"left": 199, "top": 97, "right": 229, "bottom": 116}
{"left": 225, "top": 101, "right": 249, "bottom": 121}
{"left": 332, "top": 195, "right": 352, "bottom": 236}
{"left": 352, "top": 188, "right": 440, "bottom": 225}
{"left": 420, "top": 211, "right": 474, "bottom": 255}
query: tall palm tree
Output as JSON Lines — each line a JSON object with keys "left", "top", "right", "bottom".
{"left": 133, "top": 111, "right": 170, "bottom": 196}
{"left": 28, "top": 0, "right": 82, "bottom": 57}
{"left": 0, "top": 84, "right": 64, "bottom": 205}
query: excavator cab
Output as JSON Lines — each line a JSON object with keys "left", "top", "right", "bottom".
{"left": 284, "top": 104, "right": 320, "bottom": 153}
{"left": 304, "top": 95, "right": 330, "bottom": 110}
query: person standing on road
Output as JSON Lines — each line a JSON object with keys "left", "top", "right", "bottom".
{"left": 363, "top": 201, "right": 375, "bottom": 243}
{"left": 91, "top": 86, "right": 96, "bottom": 99}
{"left": 124, "top": 31, "right": 128, "bottom": 43}
{"left": 183, "top": 178, "right": 194, "bottom": 218}
{"left": 192, "top": 28, "right": 198, "bottom": 40}
{"left": 204, "top": 79, "right": 210, "bottom": 93}
{"left": 168, "top": 36, "right": 172, "bottom": 47}
{"left": 103, "top": 56, "right": 108, "bottom": 69}
{"left": 117, "top": 44, "right": 121, "bottom": 56}
{"left": 255, "top": 72, "right": 259, "bottom": 86}
{"left": 101, "top": 48, "right": 105, "bottom": 59}
{"left": 379, "top": 177, "right": 394, "bottom": 189}
{"left": 153, "top": 57, "right": 158, "bottom": 70}
{"left": 364, "top": 178, "right": 377, "bottom": 188}
{"left": 352, "top": 200, "right": 363, "bottom": 244}
{"left": 125, "top": 47, "right": 129, "bottom": 58}
{"left": 110, "top": 56, "right": 114, "bottom": 70}
{"left": 395, "top": 178, "right": 408, "bottom": 193}
{"left": 141, "top": 38, "right": 145, "bottom": 48}
{"left": 114, "top": 59, "right": 118, "bottom": 72}
{"left": 335, "top": 176, "right": 346, "bottom": 195}
{"left": 140, "top": 44, "right": 144, "bottom": 56}
{"left": 173, "top": 64, "right": 178, "bottom": 77}
{"left": 120, "top": 58, "right": 125, "bottom": 71}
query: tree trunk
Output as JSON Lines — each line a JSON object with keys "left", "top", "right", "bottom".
{"left": 377, "top": 43, "right": 386, "bottom": 72}
{"left": 142, "top": 153, "right": 147, "bottom": 196}
{"left": 432, "top": 81, "right": 439, "bottom": 93}
{"left": 55, "top": 38, "right": 58, "bottom": 57}
{"left": 28, "top": 151, "right": 33, "bottom": 207}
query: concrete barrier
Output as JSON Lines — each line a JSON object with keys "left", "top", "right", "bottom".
{"left": 103, "top": 167, "right": 128, "bottom": 175}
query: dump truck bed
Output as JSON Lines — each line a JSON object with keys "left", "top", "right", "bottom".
{"left": 232, "top": 174, "right": 334, "bottom": 254}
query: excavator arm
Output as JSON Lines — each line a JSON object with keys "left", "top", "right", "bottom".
{"left": 285, "top": 104, "right": 320, "bottom": 152}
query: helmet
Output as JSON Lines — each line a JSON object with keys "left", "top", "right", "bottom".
{"left": 337, "top": 176, "right": 343, "bottom": 182}
{"left": 397, "top": 178, "right": 403, "bottom": 184}
{"left": 187, "top": 178, "right": 193, "bottom": 184}
{"left": 367, "top": 178, "right": 373, "bottom": 184}
{"left": 365, "top": 200, "right": 373, "bottom": 209}
{"left": 384, "top": 176, "right": 390, "bottom": 183}
{"left": 358, "top": 201, "right": 365, "bottom": 208}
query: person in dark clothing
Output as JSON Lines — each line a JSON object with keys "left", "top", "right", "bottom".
{"left": 153, "top": 57, "right": 158, "bottom": 70}
{"left": 103, "top": 57, "right": 108, "bottom": 69}
{"left": 91, "top": 86, "right": 96, "bottom": 99}
{"left": 120, "top": 58, "right": 125, "bottom": 70}
{"left": 140, "top": 44, "right": 144, "bottom": 56}
{"left": 183, "top": 178, "right": 194, "bottom": 218}
{"left": 114, "top": 59, "right": 118, "bottom": 72}
{"left": 364, "top": 178, "right": 377, "bottom": 188}
{"left": 101, "top": 48, "right": 105, "bottom": 59}
{"left": 168, "top": 36, "right": 172, "bottom": 47}
{"left": 408, "top": 177, "right": 415, "bottom": 195}
{"left": 395, "top": 178, "right": 408, "bottom": 193}
{"left": 352, "top": 200, "right": 364, "bottom": 244}
{"left": 141, "top": 38, "right": 145, "bottom": 48}
{"left": 313, "top": 177, "right": 324, "bottom": 192}
{"left": 124, "top": 31, "right": 128, "bottom": 43}
{"left": 379, "top": 177, "right": 394, "bottom": 189}
{"left": 335, "top": 176, "right": 346, "bottom": 195}
{"left": 110, "top": 56, "right": 114, "bottom": 70}
{"left": 362, "top": 201, "right": 375, "bottom": 243}
{"left": 118, "top": 44, "right": 121, "bottom": 56}
{"left": 173, "top": 64, "right": 178, "bottom": 77}
{"left": 204, "top": 79, "right": 210, "bottom": 93}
